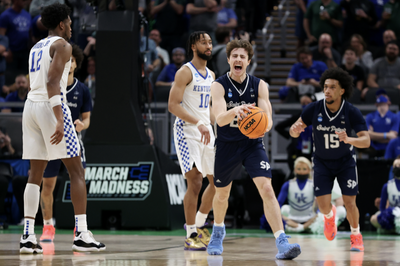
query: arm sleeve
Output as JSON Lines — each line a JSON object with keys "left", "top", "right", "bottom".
{"left": 380, "top": 184, "right": 388, "bottom": 211}
{"left": 288, "top": 64, "right": 298, "bottom": 81}
{"left": 277, "top": 181, "right": 290, "bottom": 207}
{"left": 300, "top": 102, "right": 316, "bottom": 126}
{"left": 369, "top": 59, "right": 379, "bottom": 75}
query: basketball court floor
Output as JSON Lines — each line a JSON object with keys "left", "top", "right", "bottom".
{"left": 1, "top": 226, "right": 399, "bottom": 266}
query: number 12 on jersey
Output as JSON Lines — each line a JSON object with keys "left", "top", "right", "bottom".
{"left": 199, "top": 93, "right": 210, "bottom": 108}
{"left": 30, "top": 50, "right": 43, "bottom": 73}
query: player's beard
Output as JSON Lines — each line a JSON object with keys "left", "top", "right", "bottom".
{"left": 197, "top": 50, "right": 212, "bottom": 61}
{"left": 326, "top": 99, "right": 334, "bottom": 105}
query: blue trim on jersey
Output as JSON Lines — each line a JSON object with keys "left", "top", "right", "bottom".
{"left": 176, "top": 118, "right": 191, "bottom": 173}
{"left": 189, "top": 62, "right": 208, "bottom": 80}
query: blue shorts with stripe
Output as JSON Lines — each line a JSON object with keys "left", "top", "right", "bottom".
{"left": 43, "top": 138, "right": 86, "bottom": 178}
{"left": 214, "top": 138, "right": 272, "bottom": 188}
{"left": 313, "top": 154, "right": 358, "bottom": 197}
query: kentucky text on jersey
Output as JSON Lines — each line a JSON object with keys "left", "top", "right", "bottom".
{"left": 193, "top": 85, "right": 211, "bottom": 92}
{"left": 32, "top": 40, "right": 50, "bottom": 50}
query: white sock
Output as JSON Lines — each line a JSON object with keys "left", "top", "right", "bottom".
{"left": 324, "top": 210, "right": 334, "bottom": 219}
{"left": 274, "top": 230, "right": 285, "bottom": 239}
{"left": 23, "top": 183, "right": 40, "bottom": 218}
{"left": 75, "top": 214, "right": 88, "bottom": 232}
{"left": 214, "top": 222, "right": 224, "bottom": 227}
{"left": 351, "top": 225, "right": 360, "bottom": 235}
{"left": 24, "top": 218, "right": 35, "bottom": 235}
{"left": 23, "top": 183, "right": 40, "bottom": 235}
{"left": 195, "top": 211, "right": 208, "bottom": 228}
{"left": 186, "top": 224, "right": 197, "bottom": 238}
{"left": 43, "top": 219, "right": 53, "bottom": 226}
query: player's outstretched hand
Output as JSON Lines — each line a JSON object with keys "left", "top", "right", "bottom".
{"left": 51, "top": 121, "right": 64, "bottom": 145}
{"left": 291, "top": 121, "right": 305, "bottom": 135}
{"left": 335, "top": 130, "right": 349, "bottom": 144}
{"left": 198, "top": 124, "right": 210, "bottom": 145}
{"left": 235, "top": 103, "right": 255, "bottom": 121}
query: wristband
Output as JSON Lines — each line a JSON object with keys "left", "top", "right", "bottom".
{"left": 49, "top": 95, "right": 62, "bottom": 108}
{"left": 384, "top": 132, "right": 387, "bottom": 139}
{"left": 196, "top": 120, "right": 205, "bottom": 127}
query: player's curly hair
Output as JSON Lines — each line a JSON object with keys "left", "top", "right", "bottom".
{"left": 187, "top": 31, "right": 210, "bottom": 56}
{"left": 41, "top": 3, "right": 71, "bottom": 30}
{"left": 71, "top": 44, "right": 84, "bottom": 70}
{"left": 319, "top": 67, "right": 354, "bottom": 100}
{"left": 226, "top": 39, "right": 254, "bottom": 60}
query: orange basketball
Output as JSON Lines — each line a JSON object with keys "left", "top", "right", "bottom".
{"left": 238, "top": 106, "right": 268, "bottom": 138}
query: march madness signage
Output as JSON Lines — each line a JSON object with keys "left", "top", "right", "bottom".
{"left": 62, "top": 162, "right": 154, "bottom": 202}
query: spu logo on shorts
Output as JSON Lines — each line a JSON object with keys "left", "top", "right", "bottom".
{"left": 62, "top": 162, "right": 154, "bottom": 202}
{"left": 260, "top": 161, "right": 270, "bottom": 170}
{"left": 347, "top": 179, "right": 357, "bottom": 189}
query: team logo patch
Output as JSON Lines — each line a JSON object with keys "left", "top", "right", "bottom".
{"left": 62, "top": 162, "right": 154, "bottom": 202}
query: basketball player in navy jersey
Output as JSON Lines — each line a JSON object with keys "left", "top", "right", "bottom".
{"left": 20, "top": 3, "right": 104, "bottom": 253}
{"left": 39, "top": 44, "right": 92, "bottom": 242}
{"left": 168, "top": 32, "right": 216, "bottom": 250}
{"left": 290, "top": 67, "right": 370, "bottom": 251}
{"left": 208, "top": 39, "right": 301, "bottom": 259}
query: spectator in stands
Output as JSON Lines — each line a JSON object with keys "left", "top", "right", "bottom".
{"left": 186, "top": 0, "right": 222, "bottom": 45}
{"left": 282, "top": 46, "right": 328, "bottom": 102}
{"left": 208, "top": 26, "right": 230, "bottom": 78}
{"left": 217, "top": 0, "right": 237, "bottom": 31}
{"left": 0, "top": 34, "right": 8, "bottom": 98}
{"left": 150, "top": 0, "right": 186, "bottom": 55}
{"left": 0, "top": 0, "right": 31, "bottom": 85}
{"left": 149, "top": 29, "right": 170, "bottom": 71}
{"left": 0, "top": 0, "right": 11, "bottom": 14}
{"left": 340, "top": 47, "right": 366, "bottom": 97}
{"left": 367, "top": 41, "right": 400, "bottom": 90}
{"left": 366, "top": 95, "right": 399, "bottom": 158}
{"left": 294, "top": 0, "right": 308, "bottom": 48}
{"left": 29, "top": 0, "right": 64, "bottom": 17}
{"left": 370, "top": 155, "right": 400, "bottom": 232}
{"left": 342, "top": 34, "right": 373, "bottom": 76}
{"left": 275, "top": 94, "right": 314, "bottom": 179}
{"left": 155, "top": 47, "right": 185, "bottom": 87}
{"left": 84, "top": 57, "right": 96, "bottom": 104}
{"left": 1, "top": 74, "right": 27, "bottom": 113}
{"left": 382, "top": 0, "right": 400, "bottom": 39}
{"left": 303, "top": 0, "right": 343, "bottom": 47}
{"left": 30, "top": 15, "right": 47, "bottom": 45}
{"left": 373, "top": 29, "right": 397, "bottom": 60}
{"left": 0, "top": 126, "right": 14, "bottom": 156}
{"left": 340, "top": 0, "right": 377, "bottom": 45}
{"left": 68, "top": 0, "right": 96, "bottom": 49}
{"left": 311, "top": 33, "right": 341, "bottom": 68}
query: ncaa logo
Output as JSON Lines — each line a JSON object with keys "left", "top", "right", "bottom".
{"left": 228, "top": 92, "right": 232, "bottom": 98}
{"left": 195, "top": 73, "right": 199, "bottom": 78}
{"left": 318, "top": 117, "right": 322, "bottom": 122}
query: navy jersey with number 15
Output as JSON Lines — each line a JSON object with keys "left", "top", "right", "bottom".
{"left": 301, "top": 99, "right": 367, "bottom": 160}
{"left": 214, "top": 73, "right": 261, "bottom": 142}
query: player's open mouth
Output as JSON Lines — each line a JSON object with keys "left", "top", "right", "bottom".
{"left": 234, "top": 66, "right": 242, "bottom": 70}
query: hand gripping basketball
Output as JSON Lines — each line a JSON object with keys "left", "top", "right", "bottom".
{"left": 238, "top": 106, "right": 268, "bottom": 139}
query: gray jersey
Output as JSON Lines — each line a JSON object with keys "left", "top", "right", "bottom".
{"left": 288, "top": 179, "right": 315, "bottom": 223}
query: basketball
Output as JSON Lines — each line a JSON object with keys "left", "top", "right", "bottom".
{"left": 238, "top": 106, "right": 268, "bottom": 138}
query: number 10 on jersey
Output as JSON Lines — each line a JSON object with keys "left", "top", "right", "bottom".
{"left": 199, "top": 93, "right": 210, "bottom": 108}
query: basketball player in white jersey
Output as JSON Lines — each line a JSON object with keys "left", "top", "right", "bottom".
{"left": 168, "top": 31, "right": 216, "bottom": 251}
{"left": 20, "top": 3, "right": 105, "bottom": 254}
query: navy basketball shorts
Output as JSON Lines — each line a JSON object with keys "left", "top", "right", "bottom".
{"left": 313, "top": 155, "right": 358, "bottom": 197}
{"left": 214, "top": 138, "right": 272, "bottom": 188}
{"left": 43, "top": 140, "right": 86, "bottom": 178}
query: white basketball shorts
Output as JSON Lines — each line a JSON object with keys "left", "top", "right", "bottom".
{"left": 22, "top": 99, "right": 80, "bottom": 160}
{"left": 173, "top": 119, "right": 215, "bottom": 178}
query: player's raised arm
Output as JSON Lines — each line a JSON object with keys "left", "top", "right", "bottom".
{"left": 258, "top": 80, "right": 273, "bottom": 132}
{"left": 168, "top": 66, "right": 197, "bottom": 124}
{"left": 211, "top": 81, "right": 253, "bottom": 127}
{"left": 289, "top": 117, "right": 307, "bottom": 138}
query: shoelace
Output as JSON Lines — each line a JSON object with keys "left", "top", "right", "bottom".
{"left": 87, "top": 230, "right": 100, "bottom": 244}
{"left": 277, "top": 235, "right": 291, "bottom": 245}
{"left": 212, "top": 229, "right": 224, "bottom": 240}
